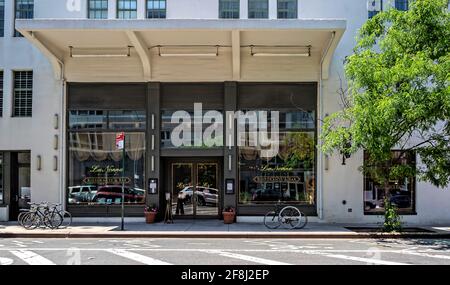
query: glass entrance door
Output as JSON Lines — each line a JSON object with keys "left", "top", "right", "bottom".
{"left": 171, "top": 162, "right": 219, "bottom": 218}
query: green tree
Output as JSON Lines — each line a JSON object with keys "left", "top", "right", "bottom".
{"left": 321, "top": 0, "right": 450, "bottom": 225}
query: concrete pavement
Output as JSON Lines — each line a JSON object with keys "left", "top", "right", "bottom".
{"left": 1, "top": 220, "right": 450, "bottom": 239}
{"left": 1, "top": 238, "right": 450, "bottom": 265}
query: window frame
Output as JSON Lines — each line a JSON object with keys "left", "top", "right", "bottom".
{"left": 0, "top": 0, "right": 5, "bottom": 37}
{"left": 248, "top": 0, "right": 269, "bottom": 19}
{"left": 0, "top": 70, "right": 3, "bottom": 117}
{"left": 363, "top": 150, "right": 417, "bottom": 215}
{"left": 117, "top": 0, "right": 138, "bottom": 19}
{"left": 219, "top": 0, "right": 240, "bottom": 19}
{"left": 277, "top": 0, "right": 297, "bottom": 19}
{"left": 146, "top": 0, "right": 167, "bottom": 19}
{"left": 368, "top": 0, "right": 383, "bottom": 19}
{"left": 12, "top": 70, "right": 33, "bottom": 118}
{"left": 14, "top": 0, "right": 34, "bottom": 37}
{"left": 88, "top": 0, "right": 109, "bottom": 19}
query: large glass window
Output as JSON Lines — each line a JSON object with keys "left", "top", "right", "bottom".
{"left": 219, "top": 0, "right": 240, "bottom": 19}
{"left": 0, "top": 0, "right": 5, "bottom": 37}
{"left": 395, "top": 0, "right": 409, "bottom": 11}
{"left": 239, "top": 110, "right": 316, "bottom": 205}
{"left": 88, "top": 0, "right": 108, "bottom": 19}
{"left": 117, "top": 0, "right": 137, "bottom": 19}
{"left": 0, "top": 152, "right": 3, "bottom": 204}
{"left": 161, "top": 110, "right": 224, "bottom": 148}
{"left": 364, "top": 151, "right": 416, "bottom": 214}
{"left": 14, "top": 0, "right": 33, "bottom": 37}
{"left": 248, "top": 0, "right": 269, "bottom": 19}
{"left": 277, "top": 0, "right": 297, "bottom": 19}
{"left": 13, "top": 71, "right": 33, "bottom": 117}
{"left": 146, "top": 0, "right": 166, "bottom": 19}
{"left": 68, "top": 110, "right": 146, "bottom": 206}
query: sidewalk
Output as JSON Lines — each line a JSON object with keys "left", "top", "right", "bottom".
{"left": 1, "top": 220, "right": 450, "bottom": 239}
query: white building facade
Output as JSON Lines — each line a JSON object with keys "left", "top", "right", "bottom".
{"left": 1, "top": 0, "right": 449, "bottom": 224}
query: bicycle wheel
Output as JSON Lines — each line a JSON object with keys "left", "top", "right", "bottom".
{"left": 22, "top": 212, "right": 40, "bottom": 230}
{"left": 17, "top": 211, "right": 29, "bottom": 227}
{"left": 264, "top": 211, "right": 281, "bottom": 229}
{"left": 279, "top": 206, "right": 302, "bottom": 229}
{"left": 45, "top": 212, "right": 63, "bottom": 229}
{"left": 58, "top": 211, "right": 72, "bottom": 229}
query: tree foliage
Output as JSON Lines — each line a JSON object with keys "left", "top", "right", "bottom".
{"left": 321, "top": 0, "right": 450, "bottom": 188}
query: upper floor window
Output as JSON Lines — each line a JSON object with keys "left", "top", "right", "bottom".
{"left": 0, "top": 0, "right": 5, "bottom": 37}
{"left": 395, "top": 0, "right": 409, "bottom": 11}
{"left": 248, "top": 0, "right": 268, "bottom": 19}
{"left": 14, "top": 0, "right": 34, "bottom": 37}
{"left": 88, "top": 0, "right": 108, "bottom": 19}
{"left": 13, "top": 71, "right": 33, "bottom": 117}
{"left": 219, "top": 0, "right": 240, "bottom": 19}
{"left": 117, "top": 0, "right": 137, "bottom": 19}
{"left": 278, "top": 0, "right": 297, "bottom": 19}
{"left": 0, "top": 70, "right": 3, "bottom": 117}
{"left": 367, "top": 0, "right": 382, "bottom": 19}
{"left": 147, "top": 0, "right": 166, "bottom": 19}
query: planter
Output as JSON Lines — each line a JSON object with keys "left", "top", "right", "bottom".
{"left": 145, "top": 211, "right": 157, "bottom": 224}
{"left": 222, "top": 212, "right": 235, "bottom": 224}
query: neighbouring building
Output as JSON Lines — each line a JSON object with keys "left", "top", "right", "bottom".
{"left": 1, "top": 0, "right": 449, "bottom": 224}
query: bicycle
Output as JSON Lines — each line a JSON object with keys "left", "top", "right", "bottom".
{"left": 18, "top": 202, "right": 72, "bottom": 230}
{"left": 264, "top": 201, "right": 308, "bottom": 230}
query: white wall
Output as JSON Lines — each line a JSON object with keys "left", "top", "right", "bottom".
{"left": 0, "top": 0, "right": 62, "bottom": 218}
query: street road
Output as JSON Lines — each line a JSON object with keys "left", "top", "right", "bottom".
{"left": 0, "top": 238, "right": 449, "bottom": 265}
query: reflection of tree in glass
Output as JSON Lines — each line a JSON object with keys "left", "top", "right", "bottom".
{"left": 279, "top": 133, "right": 315, "bottom": 169}
{"left": 198, "top": 164, "right": 216, "bottom": 188}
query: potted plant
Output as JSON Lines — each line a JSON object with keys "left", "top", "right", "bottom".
{"left": 144, "top": 205, "right": 158, "bottom": 224}
{"left": 222, "top": 206, "right": 236, "bottom": 224}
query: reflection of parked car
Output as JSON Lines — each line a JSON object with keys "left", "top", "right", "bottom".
{"left": 92, "top": 185, "right": 144, "bottom": 204}
{"left": 390, "top": 194, "right": 411, "bottom": 208}
{"left": 252, "top": 188, "right": 281, "bottom": 201}
{"left": 68, "top": 185, "right": 97, "bottom": 204}
{"left": 178, "top": 186, "right": 218, "bottom": 205}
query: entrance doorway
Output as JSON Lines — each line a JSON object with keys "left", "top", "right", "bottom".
{"left": 9, "top": 152, "right": 31, "bottom": 220}
{"left": 168, "top": 159, "right": 221, "bottom": 218}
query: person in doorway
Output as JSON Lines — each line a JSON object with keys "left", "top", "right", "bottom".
{"left": 176, "top": 190, "right": 185, "bottom": 215}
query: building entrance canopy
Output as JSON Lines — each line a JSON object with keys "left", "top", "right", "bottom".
{"left": 16, "top": 19, "right": 346, "bottom": 82}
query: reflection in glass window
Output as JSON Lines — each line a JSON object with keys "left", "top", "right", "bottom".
{"left": 219, "top": 0, "right": 240, "bottom": 19}
{"left": 147, "top": 0, "right": 166, "bottom": 18}
{"left": 68, "top": 132, "right": 145, "bottom": 206}
{"left": 239, "top": 132, "right": 315, "bottom": 204}
{"left": 117, "top": 0, "right": 137, "bottom": 19}
{"left": 364, "top": 151, "right": 415, "bottom": 214}
{"left": 69, "top": 110, "right": 107, "bottom": 130}
{"left": 278, "top": 0, "right": 297, "bottom": 19}
{"left": 109, "top": 110, "right": 146, "bottom": 130}
{"left": 395, "top": 0, "right": 409, "bottom": 11}
{"left": 0, "top": 152, "right": 3, "bottom": 204}
{"left": 248, "top": 0, "right": 269, "bottom": 19}
{"left": 88, "top": 0, "right": 108, "bottom": 19}
{"left": 161, "top": 110, "right": 224, "bottom": 148}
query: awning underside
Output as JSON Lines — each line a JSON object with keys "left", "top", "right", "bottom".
{"left": 16, "top": 19, "right": 346, "bottom": 82}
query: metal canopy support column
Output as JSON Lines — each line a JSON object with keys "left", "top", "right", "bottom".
{"left": 126, "top": 30, "right": 152, "bottom": 81}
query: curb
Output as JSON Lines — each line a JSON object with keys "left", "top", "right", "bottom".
{"left": 1, "top": 232, "right": 450, "bottom": 239}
